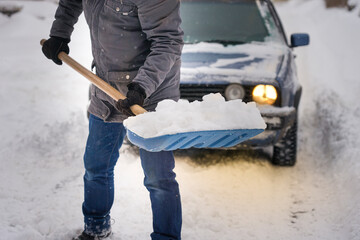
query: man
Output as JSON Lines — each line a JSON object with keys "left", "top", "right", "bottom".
{"left": 42, "top": 0, "right": 184, "bottom": 239}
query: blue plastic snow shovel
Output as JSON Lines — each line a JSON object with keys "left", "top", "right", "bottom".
{"left": 127, "top": 129, "right": 263, "bottom": 152}
{"left": 41, "top": 39, "right": 264, "bottom": 152}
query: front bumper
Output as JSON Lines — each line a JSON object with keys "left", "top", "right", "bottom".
{"left": 239, "top": 106, "right": 297, "bottom": 147}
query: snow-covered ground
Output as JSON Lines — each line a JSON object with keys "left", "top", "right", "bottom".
{"left": 0, "top": 0, "right": 359, "bottom": 239}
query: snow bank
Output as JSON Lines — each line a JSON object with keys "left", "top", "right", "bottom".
{"left": 124, "top": 93, "right": 266, "bottom": 138}
{"left": 349, "top": 0, "right": 360, "bottom": 13}
{"left": 277, "top": 0, "right": 360, "bottom": 239}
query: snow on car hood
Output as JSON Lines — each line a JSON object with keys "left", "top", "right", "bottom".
{"left": 181, "top": 42, "right": 288, "bottom": 85}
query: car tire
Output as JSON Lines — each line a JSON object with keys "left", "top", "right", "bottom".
{"left": 272, "top": 117, "right": 298, "bottom": 166}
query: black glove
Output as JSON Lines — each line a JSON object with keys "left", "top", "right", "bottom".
{"left": 42, "top": 36, "right": 70, "bottom": 65}
{"left": 115, "top": 82, "right": 146, "bottom": 116}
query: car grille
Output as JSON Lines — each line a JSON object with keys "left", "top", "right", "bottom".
{"left": 180, "top": 84, "right": 254, "bottom": 103}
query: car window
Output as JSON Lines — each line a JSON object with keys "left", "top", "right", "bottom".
{"left": 180, "top": 0, "right": 284, "bottom": 45}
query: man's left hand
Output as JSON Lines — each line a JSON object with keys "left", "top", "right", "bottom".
{"left": 115, "top": 82, "right": 146, "bottom": 116}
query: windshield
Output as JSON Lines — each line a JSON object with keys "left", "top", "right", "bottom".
{"left": 180, "top": 0, "right": 283, "bottom": 44}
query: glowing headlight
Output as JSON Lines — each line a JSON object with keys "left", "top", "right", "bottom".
{"left": 252, "top": 85, "right": 278, "bottom": 105}
{"left": 225, "top": 84, "right": 245, "bottom": 100}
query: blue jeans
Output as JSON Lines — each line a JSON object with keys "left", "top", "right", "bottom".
{"left": 82, "top": 114, "right": 182, "bottom": 239}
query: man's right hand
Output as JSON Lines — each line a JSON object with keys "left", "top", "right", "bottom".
{"left": 42, "top": 37, "right": 70, "bottom": 65}
{"left": 115, "top": 82, "right": 146, "bottom": 117}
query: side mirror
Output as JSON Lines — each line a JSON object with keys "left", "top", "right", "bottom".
{"left": 290, "top": 33, "right": 310, "bottom": 47}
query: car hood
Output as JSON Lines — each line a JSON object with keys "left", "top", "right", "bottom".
{"left": 181, "top": 42, "right": 289, "bottom": 85}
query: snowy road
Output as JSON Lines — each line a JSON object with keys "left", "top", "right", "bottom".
{"left": 0, "top": 1, "right": 359, "bottom": 239}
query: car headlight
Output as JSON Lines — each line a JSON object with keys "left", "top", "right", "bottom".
{"left": 252, "top": 84, "right": 278, "bottom": 105}
{"left": 225, "top": 84, "right": 245, "bottom": 100}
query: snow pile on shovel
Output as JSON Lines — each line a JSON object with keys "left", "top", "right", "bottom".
{"left": 124, "top": 93, "right": 266, "bottom": 138}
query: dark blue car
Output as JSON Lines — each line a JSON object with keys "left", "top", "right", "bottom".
{"left": 179, "top": 0, "right": 309, "bottom": 166}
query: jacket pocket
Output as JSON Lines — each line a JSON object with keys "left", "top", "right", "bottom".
{"left": 104, "top": 0, "right": 137, "bottom": 16}
{"left": 107, "top": 70, "right": 138, "bottom": 96}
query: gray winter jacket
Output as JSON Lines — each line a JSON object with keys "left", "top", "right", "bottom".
{"left": 50, "top": 0, "right": 184, "bottom": 122}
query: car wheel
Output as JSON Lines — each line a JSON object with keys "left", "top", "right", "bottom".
{"left": 272, "top": 117, "right": 298, "bottom": 166}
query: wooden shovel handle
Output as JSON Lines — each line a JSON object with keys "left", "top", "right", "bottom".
{"left": 40, "top": 39, "right": 147, "bottom": 116}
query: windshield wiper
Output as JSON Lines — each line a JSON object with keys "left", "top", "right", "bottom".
{"left": 203, "top": 40, "right": 245, "bottom": 46}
